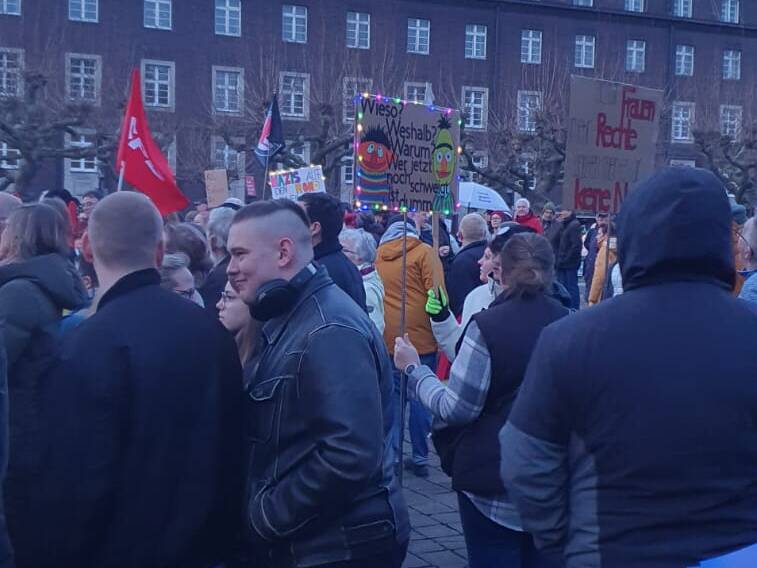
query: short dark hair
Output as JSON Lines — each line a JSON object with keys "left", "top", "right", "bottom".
{"left": 233, "top": 199, "right": 311, "bottom": 230}
{"left": 298, "top": 193, "right": 342, "bottom": 244}
{"left": 499, "top": 233, "right": 555, "bottom": 298}
{"left": 83, "top": 190, "right": 104, "bottom": 201}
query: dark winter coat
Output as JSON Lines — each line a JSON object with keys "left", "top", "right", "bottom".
{"left": 0, "top": 341, "right": 12, "bottom": 568}
{"left": 419, "top": 218, "right": 454, "bottom": 274}
{"left": 0, "top": 254, "right": 87, "bottom": 567}
{"left": 542, "top": 219, "right": 562, "bottom": 255}
{"left": 25, "top": 269, "right": 243, "bottom": 568}
{"left": 501, "top": 167, "right": 757, "bottom": 568}
{"left": 199, "top": 254, "right": 230, "bottom": 315}
{"left": 245, "top": 266, "right": 409, "bottom": 567}
{"left": 446, "top": 240, "right": 487, "bottom": 317}
{"left": 314, "top": 241, "right": 368, "bottom": 312}
{"left": 555, "top": 212, "right": 582, "bottom": 270}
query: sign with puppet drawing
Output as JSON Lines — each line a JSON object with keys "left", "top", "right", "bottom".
{"left": 353, "top": 94, "right": 462, "bottom": 214}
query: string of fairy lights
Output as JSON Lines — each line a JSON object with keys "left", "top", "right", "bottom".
{"left": 352, "top": 92, "right": 464, "bottom": 216}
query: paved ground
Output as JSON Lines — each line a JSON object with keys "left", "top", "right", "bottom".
{"left": 401, "top": 447, "right": 468, "bottom": 568}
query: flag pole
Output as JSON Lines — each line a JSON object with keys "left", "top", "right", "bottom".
{"left": 398, "top": 210, "right": 409, "bottom": 486}
{"left": 117, "top": 161, "right": 125, "bottom": 192}
{"left": 263, "top": 151, "right": 270, "bottom": 200}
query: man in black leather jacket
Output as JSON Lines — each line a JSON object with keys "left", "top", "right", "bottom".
{"left": 227, "top": 200, "right": 409, "bottom": 568}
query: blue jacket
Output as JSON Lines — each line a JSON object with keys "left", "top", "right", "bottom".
{"left": 501, "top": 167, "right": 757, "bottom": 568}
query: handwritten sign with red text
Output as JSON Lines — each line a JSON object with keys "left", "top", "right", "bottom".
{"left": 564, "top": 76, "right": 663, "bottom": 215}
{"left": 269, "top": 166, "right": 326, "bottom": 200}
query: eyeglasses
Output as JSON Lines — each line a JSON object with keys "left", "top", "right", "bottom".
{"left": 219, "top": 291, "right": 238, "bottom": 306}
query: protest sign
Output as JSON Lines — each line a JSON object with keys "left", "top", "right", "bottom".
{"left": 203, "top": 169, "right": 229, "bottom": 208}
{"left": 354, "top": 94, "right": 461, "bottom": 213}
{"left": 269, "top": 166, "right": 326, "bottom": 200}
{"left": 564, "top": 76, "right": 664, "bottom": 215}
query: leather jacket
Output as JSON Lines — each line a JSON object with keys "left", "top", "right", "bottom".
{"left": 244, "top": 266, "right": 409, "bottom": 567}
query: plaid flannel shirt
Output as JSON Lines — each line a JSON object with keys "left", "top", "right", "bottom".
{"left": 408, "top": 320, "right": 523, "bottom": 531}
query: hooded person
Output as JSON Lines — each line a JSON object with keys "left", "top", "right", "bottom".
{"left": 501, "top": 167, "right": 757, "bottom": 568}
{"left": 376, "top": 215, "right": 445, "bottom": 477}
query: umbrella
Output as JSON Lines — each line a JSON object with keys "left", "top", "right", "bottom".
{"left": 458, "top": 182, "right": 511, "bottom": 213}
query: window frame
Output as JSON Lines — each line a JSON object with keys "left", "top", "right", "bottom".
{"left": 65, "top": 52, "right": 102, "bottom": 105}
{"left": 721, "top": 0, "right": 739, "bottom": 24}
{"left": 341, "top": 156, "right": 354, "bottom": 187}
{"left": 0, "top": 0, "right": 21, "bottom": 16}
{"left": 672, "top": 0, "right": 692, "bottom": 18}
{"left": 671, "top": 101, "right": 695, "bottom": 143}
{"left": 675, "top": 44, "right": 694, "bottom": 77}
{"left": 68, "top": 0, "right": 98, "bottom": 23}
{"left": 0, "top": 47, "right": 24, "bottom": 98}
{"left": 404, "top": 81, "right": 428, "bottom": 104}
{"left": 626, "top": 39, "right": 646, "bottom": 73}
{"left": 521, "top": 29, "right": 542, "bottom": 65}
{"left": 573, "top": 0, "right": 593, "bottom": 6}
{"left": 346, "top": 11, "right": 370, "bottom": 50}
{"left": 214, "top": 0, "right": 241, "bottom": 37}
{"left": 144, "top": 0, "right": 172, "bottom": 30}
{"left": 461, "top": 86, "right": 489, "bottom": 131}
{"left": 574, "top": 35, "right": 596, "bottom": 69}
{"left": 624, "top": 0, "right": 644, "bottom": 12}
{"left": 720, "top": 104, "right": 742, "bottom": 139}
{"left": 0, "top": 142, "right": 19, "bottom": 169}
{"left": 407, "top": 18, "right": 431, "bottom": 55}
{"left": 465, "top": 24, "right": 487, "bottom": 60}
{"left": 279, "top": 71, "right": 310, "bottom": 120}
{"left": 342, "top": 76, "right": 373, "bottom": 123}
{"left": 282, "top": 4, "right": 308, "bottom": 44}
{"left": 68, "top": 132, "right": 98, "bottom": 173}
{"left": 723, "top": 49, "right": 741, "bottom": 80}
{"left": 212, "top": 65, "right": 244, "bottom": 115}
{"left": 141, "top": 59, "right": 175, "bottom": 111}
{"left": 517, "top": 90, "right": 543, "bottom": 133}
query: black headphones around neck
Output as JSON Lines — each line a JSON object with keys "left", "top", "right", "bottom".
{"left": 249, "top": 263, "right": 318, "bottom": 322}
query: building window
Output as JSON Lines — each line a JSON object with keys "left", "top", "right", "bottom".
{"left": 671, "top": 102, "right": 695, "bottom": 142}
{"left": 142, "top": 60, "right": 174, "bottom": 109}
{"left": 407, "top": 18, "right": 430, "bottom": 55}
{"left": 69, "top": 0, "right": 97, "bottom": 22}
{"left": 723, "top": 49, "right": 741, "bottom": 80}
{"left": 343, "top": 77, "right": 372, "bottom": 123}
{"left": 282, "top": 5, "right": 307, "bottom": 43}
{"left": 0, "top": 0, "right": 21, "bottom": 15}
{"left": 67, "top": 54, "right": 100, "bottom": 104}
{"left": 280, "top": 72, "right": 309, "bottom": 119}
{"left": 144, "top": 0, "right": 171, "bottom": 30}
{"left": 461, "top": 151, "right": 488, "bottom": 182}
{"left": 212, "top": 67, "right": 243, "bottom": 114}
{"left": 215, "top": 0, "right": 241, "bottom": 36}
{"left": 625, "top": 0, "right": 643, "bottom": 12}
{"left": 575, "top": 35, "right": 595, "bottom": 69}
{"left": 675, "top": 45, "right": 694, "bottom": 76}
{"left": 288, "top": 141, "right": 311, "bottom": 164}
{"left": 672, "top": 0, "right": 692, "bottom": 17}
{"left": 0, "top": 142, "right": 19, "bottom": 169}
{"left": 462, "top": 86, "right": 488, "bottom": 130}
{"left": 517, "top": 90, "right": 542, "bottom": 133}
{"left": 465, "top": 24, "right": 487, "bottom": 59}
{"left": 341, "top": 156, "right": 354, "bottom": 186}
{"left": 404, "top": 82, "right": 428, "bottom": 104}
{"left": 721, "top": 0, "right": 739, "bottom": 23}
{"left": 521, "top": 30, "right": 542, "bottom": 64}
{"left": 670, "top": 159, "right": 696, "bottom": 167}
{"left": 212, "top": 138, "right": 239, "bottom": 171}
{"left": 720, "top": 105, "right": 742, "bottom": 138}
{"left": 0, "top": 48, "right": 23, "bottom": 97}
{"left": 574, "top": 0, "right": 593, "bottom": 5}
{"left": 346, "top": 11, "right": 370, "bottom": 50}
{"left": 626, "top": 40, "right": 646, "bottom": 73}
{"left": 69, "top": 134, "right": 97, "bottom": 172}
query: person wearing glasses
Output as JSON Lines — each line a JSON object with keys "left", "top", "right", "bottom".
{"left": 217, "top": 282, "right": 259, "bottom": 369}
{"left": 160, "top": 252, "right": 204, "bottom": 307}
{"left": 738, "top": 217, "right": 757, "bottom": 305}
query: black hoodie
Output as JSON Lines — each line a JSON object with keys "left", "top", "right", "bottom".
{"left": 502, "top": 167, "right": 757, "bottom": 567}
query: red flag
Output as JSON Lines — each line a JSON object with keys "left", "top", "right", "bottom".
{"left": 116, "top": 69, "right": 188, "bottom": 215}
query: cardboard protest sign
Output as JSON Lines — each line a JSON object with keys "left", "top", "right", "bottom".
{"left": 203, "top": 169, "right": 229, "bottom": 208}
{"left": 269, "top": 166, "right": 326, "bottom": 200}
{"left": 354, "top": 95, "right": 461, "bottom": 213}
{"left": 564, "top": 76, "right": 663, "bottom": 215}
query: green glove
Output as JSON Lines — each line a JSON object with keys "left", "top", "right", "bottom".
{"left": 425, "top": 288, "right": 449, "bottom": 322}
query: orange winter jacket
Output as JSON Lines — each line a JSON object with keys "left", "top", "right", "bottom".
{"left": 376, "top": 236, "right": 445, "bottom": 356}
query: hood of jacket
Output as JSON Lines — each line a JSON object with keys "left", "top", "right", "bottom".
{"left": 379, "top": 221, "right": 419, "bottom": 246}
{"left": 0, "top": 254, "right": 87, "bottom": 310}
{"left": 617, "top": 167, "right": 734, "bottom": 292}
{"left": 378, "top": 233, "right": 424, "bottom": 262}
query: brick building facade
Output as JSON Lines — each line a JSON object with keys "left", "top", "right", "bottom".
{"left": 1, "top": 0, "right": 755, "bottom": 202}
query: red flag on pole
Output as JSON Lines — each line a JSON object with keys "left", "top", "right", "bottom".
{"left": 116, "top": 69, "right": 188, "bottom": 215}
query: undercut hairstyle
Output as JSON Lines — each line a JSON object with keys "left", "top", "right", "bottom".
{"left": 340, "top": 228, "right": 377, "bottom": 264}
{"left": 459, "top": 213, "right": 489, "bottom": 242}
{"left": 298, "top": 193, "right": 343, "bottom": 245}
{"left": 0, "top": 203, "right": 70, "bottom": 263}
{"left": 499, "top": 233, "right": 555, "bottom": 298}
{"left": 88, "top": 192, "right": 163, "bottom": 271}
{"left": 232, "top": 199, "right": 313, "bottom": 249}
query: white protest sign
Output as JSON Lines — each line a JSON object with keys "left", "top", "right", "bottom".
{"left": 269, "top": 166, "right": 326, "bottom": 200}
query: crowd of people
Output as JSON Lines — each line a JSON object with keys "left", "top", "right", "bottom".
{"left": 0, "top": 166, "right": 753, "bottom": 568}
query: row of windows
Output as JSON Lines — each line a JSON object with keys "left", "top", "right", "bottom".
{"left": 671, "top": 102, "right": 742, "bottom": 142}
{"left": 564, "top": 0, "right": 739, "bottom": 23}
